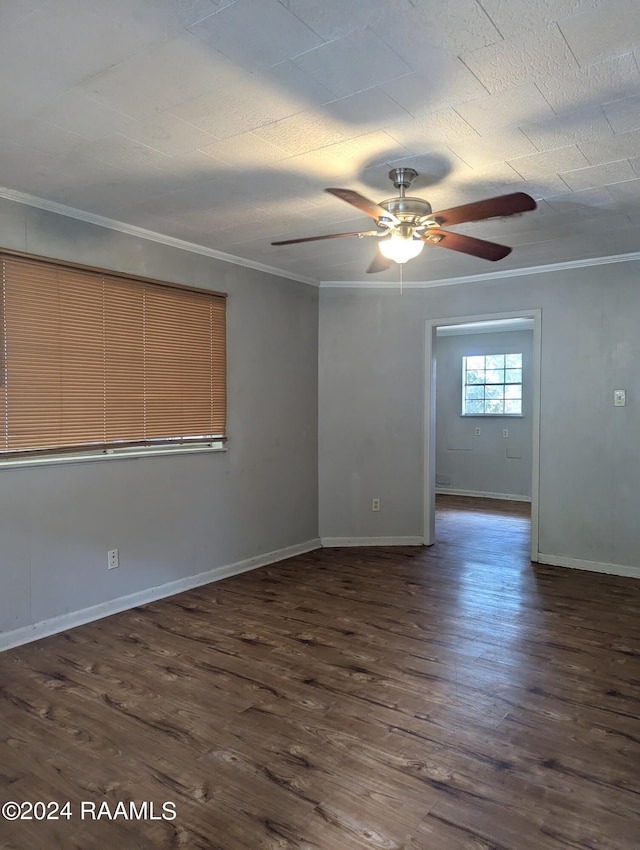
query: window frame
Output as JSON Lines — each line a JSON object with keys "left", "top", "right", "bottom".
{"left": 461, "top": 352, "right": 523, "bottom": 417}
{"left": 0, "top": 248, "right": 227, "bottom": 467}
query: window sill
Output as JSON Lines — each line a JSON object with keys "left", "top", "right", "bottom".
{"left": 0, "top": 442, "right": 227, "bottom": 470}
{"left": 461, "top": 414, "right": 524, "bottom": 418}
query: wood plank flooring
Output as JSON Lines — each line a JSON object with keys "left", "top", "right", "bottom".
{"left": 1, "top": 495, "right": 639, "bottom": 849}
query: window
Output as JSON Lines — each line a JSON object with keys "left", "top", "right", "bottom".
{"left": 0, "top": 251, "right": 227, "bottom": 461}
{"left": 462, "top": 353, "right": 522, "bottom": 416}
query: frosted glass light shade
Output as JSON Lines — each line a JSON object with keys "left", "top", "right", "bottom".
{"left": 379, "top": 232, "right": 424, "bottom": 264}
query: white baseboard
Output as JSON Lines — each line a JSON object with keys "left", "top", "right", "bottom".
{"left": 0, "top": 538, "right": 321, "bottom": 652}
{"left": 7, "top": 537, "right": 634, "bottom": 653}
{"left": 537, "top": 552, "right": 640, "bottom": 579}
{"left": 436, "top": 488, "right": 531, "bottom": 502}
{"left": 321, "top": 536, "right": 425, "bottom": 547}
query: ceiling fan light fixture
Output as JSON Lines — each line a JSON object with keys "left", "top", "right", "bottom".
{"left": 379, "top": 231, "right": 424, "bottom": 264}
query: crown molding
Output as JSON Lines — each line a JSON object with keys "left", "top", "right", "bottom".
{"left": 2, "top": 185, "right": 637, "bottom": 291}
{"left": 320, "top": 251, "right": 640, "bottom": 288}
{"left": 0, "top": 186, "right": 320, "bottom": 287}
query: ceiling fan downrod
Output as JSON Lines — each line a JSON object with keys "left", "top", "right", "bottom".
{"left": 378, "top": 168, "right": 433, "bottom": 224}
{"left": 388, "top": 167, "right": 418, "bottom": 197}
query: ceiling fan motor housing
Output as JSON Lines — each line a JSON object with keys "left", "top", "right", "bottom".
{"left": 379, "top": 196, "right": 432, "bottom": 226}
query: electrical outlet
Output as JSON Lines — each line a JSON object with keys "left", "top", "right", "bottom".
{"left": 474, "top": 427, "right": 481, "bottom": 436}
{"left": 503, "top": 428, "right": 509, "bottom": 438}
{"left": 371, "top": 498, "right": 380, "bottom": 512}
{"left": 614, "top": 389, "right": 626, "bottom": 407}
{"left": 107, "top": 549, "right": 119, "bottom": 570}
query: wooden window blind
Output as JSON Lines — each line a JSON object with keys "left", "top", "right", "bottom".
{"left": 0, "top": 252, "right": 227, "bottom": 458}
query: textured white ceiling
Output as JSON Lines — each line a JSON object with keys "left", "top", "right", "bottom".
{"left": 0, "top": 0, "right": 638, "bottom": 283}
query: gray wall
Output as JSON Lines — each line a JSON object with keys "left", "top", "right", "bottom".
{"left": 318, "top": 260, "right": 640, "bottom": 569}
{"left": 0, "top": 197, "right": 319, "bottom": 638}
{"left": 435, "top": 329, "right": 533, "bottom": 499}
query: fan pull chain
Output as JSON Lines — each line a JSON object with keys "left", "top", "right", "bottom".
{"left": 400, "top": 262, "right": 403, "bottom": 295}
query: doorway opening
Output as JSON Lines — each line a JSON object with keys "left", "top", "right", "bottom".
{"left": 424, "top": 311, "right": 541, "bottom": 562}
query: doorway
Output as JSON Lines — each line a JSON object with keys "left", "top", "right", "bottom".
{"left": 423, "top": 310, "right": 541, "bottom": 561}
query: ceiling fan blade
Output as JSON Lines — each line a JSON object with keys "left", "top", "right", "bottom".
{"left": 271, "top": 230, "right": 374, "bottom": 246}
{"left": 366, "top": 252, "right": 393, "bottom": 274}
{"left": 429, "top": 192, "right": 536, "bottom": 227}
{"left": 326, "top": 188, "right": 400, "bottom": 225}
{"left": 421, "top": 229, "right": 512, "bottom": 261}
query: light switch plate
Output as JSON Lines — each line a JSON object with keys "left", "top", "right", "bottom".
{"left": 614, "top": 389, "right": 626, "bottom": 407}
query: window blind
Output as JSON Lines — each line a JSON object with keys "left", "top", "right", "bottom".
{"left": 0, "top": 252, "right": 226, "bottom": 458}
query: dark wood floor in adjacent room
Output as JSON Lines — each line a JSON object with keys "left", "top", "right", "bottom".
{"left": 1, "top": 495, "right": 639, "bottom": 849}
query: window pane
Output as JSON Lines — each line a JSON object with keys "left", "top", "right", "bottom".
{"left": 485, "top": 385, "right": 504, "bottom": 400}
{"left": 485, "top": 399, "right": 504, "bottom": 414}
{"left": 505, "top": 368, "right": 522, "bottom": 383}
{"left": 506, "top": 353, "right": 522, "bottom": 368}
{"left": 505, "top": 385, "right": 521, "bottom": 399}
{"left": 465, "top": 400, "right": 484, "bottom": 414}
{"left": 485, "top": 369, "right": 503, "bottom": 384}
{"left": 505, "top": 399, "right": 522, "bottom": 414}
{"left": 466, "top": 370, "right": 485, "bottom": 384}
{"left": 486, "top": 354, "right": 504, "bottom": 369}
{"left": 466, "top": 386, "right": 484, "bottom": 400}
{"left": 466, "top": 355, "right": 484, "bottom": 370}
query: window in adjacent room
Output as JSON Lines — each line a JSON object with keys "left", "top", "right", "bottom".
{"left": 462, "top": 353, "right": 522, "bottom": 416}
{"left": 0, "top": 251, "right": 227, "bottom": 462}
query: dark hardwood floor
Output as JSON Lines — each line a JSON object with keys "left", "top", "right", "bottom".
{"left": 1, "top": 495, "right": 639, "bottom": 849}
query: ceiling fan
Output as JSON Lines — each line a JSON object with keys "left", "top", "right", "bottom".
{"left": 272, "top": 167, "right": 536, "bottom": 274}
